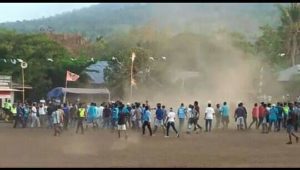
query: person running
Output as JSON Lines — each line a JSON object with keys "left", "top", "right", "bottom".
{"left": 23, "top": 103, "right": 30, "bottom": 128}
{"left": 38, "top": 103, "right": 47, "bottom": 128}
{"left": 276, "top": 102, "right": 283, "bottom": 132}
{"left": 111, "top": 103, "right": 119, "bottom": 131}
{"left": 153, "top": 103, "right": 165, "bottom": 134}
{"left": 220, "top": 102, "right": 230, "bottom": 129}
{"left": 130, "top": 105, "right": 136, "bottom": 129}
{"left": 13, "top": 102, "right": 24, "bottom": 128}
{"left": 162, "top": 105, "right": 167, "bottom": 125}
{"left": 241, "top": 102, "right": 248, "bottom": 130}
{"left": 193, "top": 101, "right": 202, "bottom": 132}
{"left": 135, "top": 102, "right": 142, "bottom": 130}
{"left": 261, "top": 103, "right": 269, "bottom": 133}
{"left": 293, "top": 102, "right": 300, "bottom": 132}
{"left": 286, "top": 103, "right": 299, "bottom": 144}
{"left": 165, "top": 107, "right": 179, "bottom": 138}
{"left": 62, "top": 103, "right": 70, "bottom": 130}
{"left": 249, "top": 103, "right": 259, "bottom": 129}
{"left": 283, "top": 102, "right": 289, "bottom": 129}
{"left": 186, "top": 104, "right": 194, "bottom": 134}
{"left": 234, "top": 103, "right": 246, "bottom": 131}
{"left": 69, "top": 103, "right": 78, "bottom": 128}
{"left": 268, "top": 104, "right": 278, "bottom": 132}
{"left": 177, "top": 103, "right": 187, "bottom": 133}
{"left": 52, "top": 106, "right": 61, "bottom": 136}
{"left": 31, "top": 103, "right": 40, "bottom": 128}
{"left": 142, "top": 106, "right": 152, "bottom": 136}
{"left": 56, "top": 105, "right": 64, "bottom": 132}
{"left": 257, "top": 102, "right": 265, "bottom": 129}
{"left": 87, "top": 102, "right": 98, "bottom": 129}
{"left": 204, "top": 103, "right": 215, "bottom": 132}
{"left": 46, "top": 102, "right": 55, "bottom": 129}
{"left": 102, "top": 104, "right": 112, "bottom": 129}
{"left": 117, "top": 104, "right": 128, "bottom": 139}
{"left": 11, "top": 104, "right": 17, "bottom": 126}
{"left": 214, "top": 104, "right": 221, "bottom": 129}
{"left": 76, "top": 103, "right": 86, "bottom": 134}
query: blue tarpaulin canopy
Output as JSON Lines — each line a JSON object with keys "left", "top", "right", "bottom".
{"left": 47, "top": 87, "right": 110, "bottom": 100}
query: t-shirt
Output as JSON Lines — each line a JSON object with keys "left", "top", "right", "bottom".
{"left": 235, "top": 107, "right": 245, "bottom": 118}
{"left": 269, "top": 107, "right": 278, "bottom": 121}
{"left": 167, "top": 111, "right": 176, "bottom": 122}
{"left": 221, "top": 105, "right": 229, "bottom": 117}
{"left": 135, "top": 108, "right": 142, "bottom": 120}
{"left": 205, "top": 107, "right": 215, "bottom": 120}
{"left": 98, "top": 106, "right": 104, "bottom": 118}
{"left": 118, "top": 112, "right": 126, "bottom": 125}
{"left": 177, "top": 107, "right": 186, "bottom": 119}
{"left": 143, "top": 110, "right": 151, "bottom": 122}
{"left": 187, "top": 108, "right": 193, "bottom": 118}
{"left": 38, "top": 106, "right": 46, "bottom": 116}
{"left": 52, "top": 110, "right": 60, "bottom": 124}
{"left": 62, "top": 106, "right": 70, "bottom": 118}
{"left": 130, "top": 109, "right": 136, "bottom": 121}
{"left": 88, "top": 106, "right": 97, "bottom": 119}
{"left": 258, "top": 106, "right": 265, "bottom": 118}
{"left": 252, "top": 106, "right": 259, "bottom": 118}
{"left": 31, "top": 106, "right": 37, "bottom": 117}
{"left": 156, "top": 108, "right": 164, "bottom": 120}
{"left": 103, "top": 108, "right": 111, "bottom": 118}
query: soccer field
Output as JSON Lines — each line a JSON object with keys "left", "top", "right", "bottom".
{"left": 0, "top": 123, "right": 299, "bottom": 168}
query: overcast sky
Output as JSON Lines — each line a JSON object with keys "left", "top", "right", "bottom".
{"left": 0, "top": 3, "right": 99, "bottom": 23}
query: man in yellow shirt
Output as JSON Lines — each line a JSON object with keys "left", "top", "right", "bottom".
{"left": 76, "top": 103, "right": 86, "bottom": 134}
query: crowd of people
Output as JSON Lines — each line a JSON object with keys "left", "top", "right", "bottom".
{"left": 1, "top": 99, "right": 300, "bottom": 144}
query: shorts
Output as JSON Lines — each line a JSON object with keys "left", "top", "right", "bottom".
{"left": 117, "top": 124, "right": 126, "bottom": 130}
{"left": 155, "top": 119, "right": 164, "bottom": 126}
{"left": 287, "top": 125, "right": 294, "bottom": 133}
{"left": 222, "top": 116, "right": 229, "bottom": 123}
{"left": 236, "top": 117, "right": 244, "bottom": 126}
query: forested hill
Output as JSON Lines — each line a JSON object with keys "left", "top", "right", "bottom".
{"left": 0, "top": 3, "right": 283, "bottom": 41}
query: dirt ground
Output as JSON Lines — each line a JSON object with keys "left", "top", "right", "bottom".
{"left": 0, "top": 122, "right": 299, "bottom": 168}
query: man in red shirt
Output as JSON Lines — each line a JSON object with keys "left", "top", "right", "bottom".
{"left": 257, "top": 102, "right": 266, "bottom": 129}
{"left": 249, "top": 103, "right": 259, "bottom": 129}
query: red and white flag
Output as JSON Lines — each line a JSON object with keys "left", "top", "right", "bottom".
{"left": 66, "top": 70, "right": 80, "bottom": 81}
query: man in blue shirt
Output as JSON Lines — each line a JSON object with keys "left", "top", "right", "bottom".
{"left": 177, "top": 103, "right": 187, "bottom": 132}
{"left": 142, "top": 106, "right": 152, "bottom": 136}
{"left": 153, "top": 103, "right": 165, "bottom": 134}
{"left": 220, "top": 102, "right": 230, "bottom": 129}
{"left": 87, "top": 102, "right": 98, "bottom": 129}
{"left": 268, "top": 104, "right": 278, "bottom": 132}
{"left": 62, "top": 103, "right": 70, "bottom": 130}
{"left": 111, "top": 103, "right": 119, "bottom": 131}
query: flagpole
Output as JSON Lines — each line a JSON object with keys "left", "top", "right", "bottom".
{"left": 130, "top": 52, "right": 135, "bottom": 101}
{"left": 63, "top": 71, "right": 68, "bottom": 104}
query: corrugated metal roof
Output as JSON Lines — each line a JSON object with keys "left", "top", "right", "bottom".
{"left": 84, "top": 61, "right": 108, "bottom": 84}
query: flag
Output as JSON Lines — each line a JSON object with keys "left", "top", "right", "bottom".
{"left": 66, "top": 70, "right": 80, "bottom": 81}
{"left": 131, "top": 52, "right": 136, "bottom": 62}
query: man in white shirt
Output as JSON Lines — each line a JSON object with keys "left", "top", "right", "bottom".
{"left": 165, "top": 108, "right": 179, "bottom": 138}
{"left": 38, "top": 103, "right": 47, "bottom": 128}
{"left": 205, "top": 103, "right": 215, "bottom": 132}
{"left": 31, "top": 103, "right": 40, "bottom": 128}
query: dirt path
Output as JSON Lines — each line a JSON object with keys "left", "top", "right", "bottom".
{"left": 0, "top": 123, "right": 299, "bottom": 167}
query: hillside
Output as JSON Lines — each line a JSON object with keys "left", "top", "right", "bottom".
{"left": 0, "top": 3, "right": 283, "bottom": 41}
